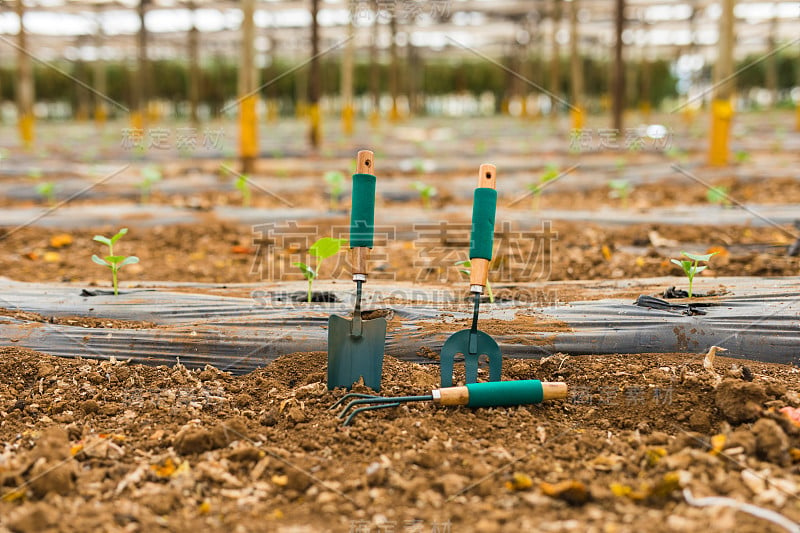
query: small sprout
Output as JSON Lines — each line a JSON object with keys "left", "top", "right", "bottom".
{"left": 138, "top": 165, "right": 162, "bottom": 203}
{"left": 234, "top": 174, "right": 251, "bottom": 207}
{"left": 35, "top": 181, "right": 56, "bottom": 205}
{"left": 734, "top": 150, "right": 750, "bottom": 164}
{"left": 670, "top": 251, "right": 718, "bottom": 298}
{"left": 91, "top": 228, "right": 139, "bottom": 296}
{"left": 608, "top": 179, "right": 633, "bottom": 208}
{"left": 527, "top": 164, "right": 559, "bottom": 211}
{"left": 293, "top": 237, "right": 346, "bottom": 302}
{"left": 324, "top": 171, "right": 345, "bottom": 211}
{"left": 706, "top": 185, "right": 731, "bottom": 207}
{"left": 411, "top": 181, "right": 437, "bottom": 210}
{"left": 455, "top": 259, "right": 494, "bottom": 303}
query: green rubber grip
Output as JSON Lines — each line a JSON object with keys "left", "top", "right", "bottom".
{"left": 465, "top": 380, "right": 544, "bottom": 408}
{"left": 350, "top": 173, "right": 376, "bottom": 248}
{"left": 470, "top": 188, "right": 497, "bottom": 260}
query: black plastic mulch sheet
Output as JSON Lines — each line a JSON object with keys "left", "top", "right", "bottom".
{"left": 1, "top": 279, "right": 799, "bottom": 374}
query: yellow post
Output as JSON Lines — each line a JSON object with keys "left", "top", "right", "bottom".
{"left": 708, "top": 99, "right": 732, "bottom": 166}
{"left": 309, "top": 102, "right": 321, "bottom": 147}
{"left": 239, "top": 94, "right": 258, "bottom": 163}
{"left": 19, "top": 113, "right": 34, "bottom": 148}
{"left": 796, "top": 103, "right": 800, "bottom": 132}
{"left": 708, "top": 0, "right": 734, "bottom": 166}
{"left": 16, "top": 0, "right": 35, "bottom": 149}
{"left": 239, "top": 0, "right": 258, "bottom": 172}
{"left": 130, "top": 111, "right": 143, "bottom": 132}
{"left": 570, "top": 107, "right": 584, "bottom": 130}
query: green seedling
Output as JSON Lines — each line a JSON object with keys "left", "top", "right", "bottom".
{"left": 293, "top": 237, "right": 346, "bottom": 302}
{"left": 734, "top": 150, "right": 750, "bottom": 164}
{"left": 36, "top": 181, "right": 56, "bottom": 205}
{"left": 527, "top": 164, "right": 559, "bottom": 211}
{"left": 91, "top": 228, "right": 139, "bottom": 296}
{"left": 138, "top": 166, "right": 162, "bottom": 203}
{"left": 324, "top": 171, "right": 345, "bottom": 211}
{"left": 670, "top": 251, "right": 718, "bottom": 298}
{"left": 706, "top": 186, "right": 731, "bottom": 207}
{"left": 234, "top": 174, "right": 251, "bottom": 207}
{"left": 456, "top": 259, "right": 494, "bottom": 303}
{"left": 412, "top": 181, "right": 437, "bottom": 210}
{"left": 608, "top": 179, "right": 632, "bottom": 209}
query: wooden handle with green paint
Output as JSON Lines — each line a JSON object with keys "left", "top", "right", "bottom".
{"left": 434, "top": 380, "right": 568, "bottom": 407}
{"left": 469, "top": 164, "right": 497, "bottom": 288}
{"left": 350, "top": 150, "right": 376, "bottom": 275}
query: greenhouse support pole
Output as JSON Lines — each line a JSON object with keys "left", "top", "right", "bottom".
{"left": 708, "top": 0, "right": 734, "bottom": 167}
{"left": 611, "top": 0, "right": 625, "bottom": 133}
{"left": 308, "top": 0, "right": 321, "bottom": 148}
{"left": 765, "top": 10, "right": 778, "bottom": 109}
{"left": 188, "top": 4, "right": 200, "bottom": 125}
{"left": 75, "top": 39, "right": 91, "bottom": 121}
{"left": 569, "top": 0, "right": 584, "bottom": 130}
{"left": 239, "top": 0, "right": 258, "bottom": 173}
{"left": 797, "top": 40, "right": 800, "bottom": 131}
{"left": 341, "top": 1, "right": 355, "bottom": 136}
{"left": 369, "top": 2, "right": 380, "bottom": 128}
{"left": 16, "top": 0, "right": 34, "bottom": 148}
{"left": 389, "top": 11, "right": 400, "bottom": 121}
{"left": 94, "top": 14, "right": 108, "bottom": 125}
{"left": 407, "top": 41, "right": 421, "bottom": 116}
{"left": 549, "top": 0, "right": 561, "bottom": 119}
{"left": 640, "top": 46, "right": 652, "bottom": 120}
{"left": 518, "top": 32, "right": 530, "bottom": 118}
{"left": 133, "top": 0, "right": 149, "bottom": 131}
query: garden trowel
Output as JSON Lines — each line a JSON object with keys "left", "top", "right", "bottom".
{"left": 327, "top": 150, "right": 386, "bottom": 391}
{"left": 440, "top": 164, "right": 502, "bottom": 388}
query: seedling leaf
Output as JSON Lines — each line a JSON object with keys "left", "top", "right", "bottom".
{"left": 682, "top": 251, "right": 718, "bottom": 262}
{"left": 110, "top": 228, "right": 129, "bottom": 245}
{"left": 293, "top": 262, "right": 316, "bottom": 281}
{"left": 309, "top": 237, "right": 346, "bottom": 260}
{"left": 119, "top": 256, "right": 140, "bottom": 267}
{"left": 93, "top": 235, "right": 112, "bottom": 246}
{"left": 91, "top": 255, "right": 108, "bottom": 266}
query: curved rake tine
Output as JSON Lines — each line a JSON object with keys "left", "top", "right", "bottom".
{"left": 336, "top": 397, "right": 397, "bottom": 420}
{"left": 337, "top": 394, "right": 434, "bottom": 422}
{"left": 342, "top": 402, "right": 402, "bottom": 426}
{"left": 329, "top": 393, "right": 381, "bottom": 410}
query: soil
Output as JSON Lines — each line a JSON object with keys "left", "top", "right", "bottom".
{"left": 0, "top": 308, "right": 156, "bottom": 330}
{"left": 1, "top": 346, "right": 799, "bottom": 533}
{"left": 1, "top": 114, "right": 799, "bottom": 531}
{"left": 0, "top": 219, "right": 797, "bottom": 290}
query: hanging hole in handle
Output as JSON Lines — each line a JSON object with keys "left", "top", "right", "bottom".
{"left": 485, "top": 171, "right": 492, "bottom": 179}
{"left": 365, "top": 160, "right": 371, "bottom": 167}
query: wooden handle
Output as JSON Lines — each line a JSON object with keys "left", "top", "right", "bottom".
{"left": 541, "top": 382, "right": 568, "bottom": 401}
{"left": 357, "top": 150, "right": 374, "bottom": 174}
{"left": 470, "top": 163, "right": 497, "bottom": 287}
{"left": 351, "top": 247, "right": 369, "bottom": 275}
{"left": 470, "top": 258, "right": 490, "bottom": 287}
{"left": 436, "top": 386, "right": 470, "bottom": 406}
{"left": 477, "top": 163, "right": 496, "bottom": 189}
